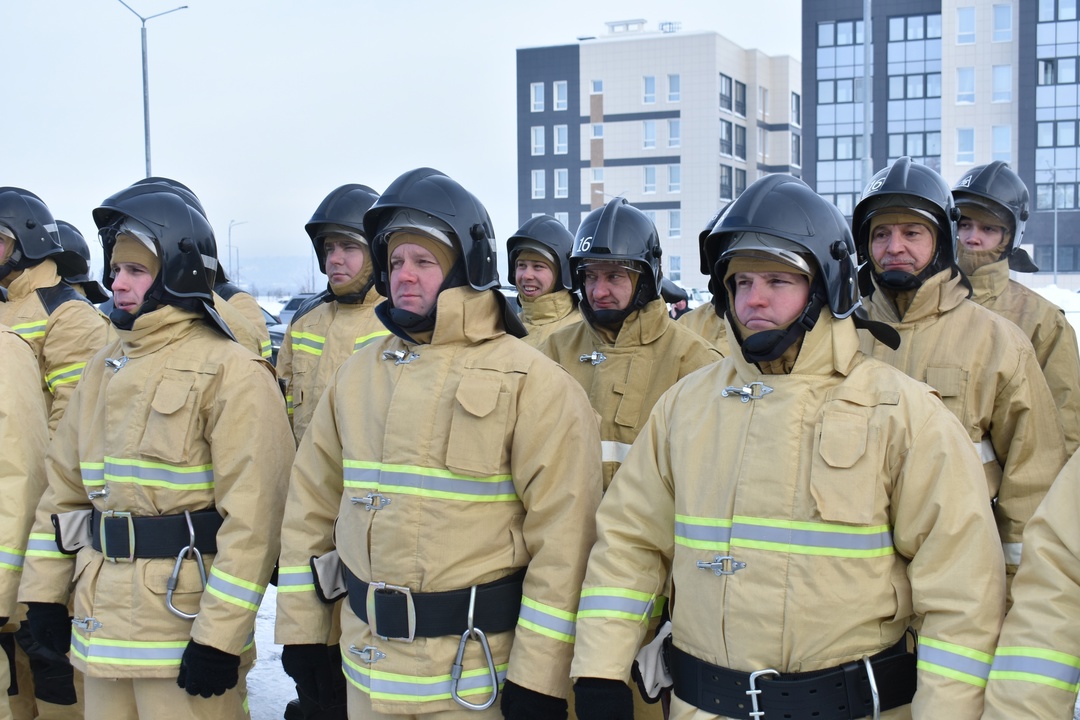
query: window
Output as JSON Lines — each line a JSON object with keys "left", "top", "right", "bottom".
{"left": 554, "top": 125, "right": 568, "bottom": 155}
{"left": 791, "top": 93, "right": 801, "bottom": 125}
{"left": 643, "top": 166, "right": 656, "bottom": 194}
{"left": 1041, "top": 0, "right": 1077, "bottom": 20}
{"left": 591, "top": 167, "right": 604, "bottom": 183}
{"left": 1062, "top": 58, "right": 1079, "bottom": 85}
{"left": 735, "top": 81, "right": 747, "bottom": 116}
{"left": 1038, "top": 122, "right": 1055, "bottom": 147}
{"left": 668, "top": 74, "right": 681, "bottom": 102}
{"left": 1060, "top": 120, "right": 1076, "bottom": 147}
{"left": 819, "top": 137, "right": 835, "bottom": 160}
{"left": 643, "top": 120, "right": 656, "bottom": 149}
{"left": 992, "top": 66, "right": 1012, "bottom": 102}
{"left": 819, "top": 80, "right": 835, "bottom": 104}
{"left": 668, "top": 119, "right": 681, "bottom": 148}
{"left": 591, "top": 79, "right": 603, "bottom": 94}
{"left": 889, "top": 17, "right": 905, "bottom": 41}
{"left": 735, "top": 125, "right": 746, "bottom": 160}
{"left": 993, "top": 5, "right": 1012, "bottom": 41}
{"left": 907, "top": 133, "right": 924, "bottom": 157}
{"left": 957, "top": 7, "right": 975, "bottom": 44}
{"left": 927, "top": 14, "right": 942, "bottom": 37}
{"left": 555, "top": 169, "right": 568, "bottom": 198}
{"left": 531, "top": 83, "right": 544, "bottom": 112}
{"left": 719, "top": 74, "right": 733, "bottom": 111}
{"left": 554, "top": 212, "right": 569, "bottom": 229}
{"left": 720, "top": 120, "right": 733, "bottom": 155}
{"left": 837, "top": 21, "right": 855, "bottom": 45}
{"left": 1040, "top": 59, "right": 1057, "bottom": 86}
{"left": 720, "top": 165, "right": 733, "bottom": 200}
{"left": 644, "top": 76, "right": 656, "bottom": 104}
{"left": 669, "top": 211, "right": 681, "bottom": 238}
{"left": 791, "top": 134, "right": 801, "bottom": 167}
{"left": 992, "top": 126, "right": 1011, "bottom": 163}
{"left": 592, "top": 123, "right": 604, "bottom": 139}
{"left": 837, "top": 136, "right": 854, "bottom": 159}
{"left": 907, "top": 74, "right": 925, "bottom": 99}
{"left": 735, "top": 168, "right": 747, "bottom": 198}
{"left": 927, "top": 73, "right": 942, "bottom": 97}
{"left": 554, "top": 81, "right": 567, "bottom": 111}
{"left": 907, "top": 15, "right": 925, "bottom": 39}
{"left": 531, "top": 170, "right": 545, "bottom": 199}
{"left": 819, "top": 22, "right": 835, "bottom": 47}
{"left": 531, "top": 127, "right": 544, "bottom": 156}
{"left": 836, "top": 79, "right": 854, "bottom": 103}
{"left": 668, "top": 165, "right": 681, "bottom": 193}
{"left": 759, "top": 87, "right": 769, "bottom": 118}
{"left": 669, "top": 255, "right": 682, "bottom": 282}
{"left": 758, "top": 128, "right": 768, "bottom": 159}
{"left": 957, "top": 128, "right": 975, "bottom": 164}
{"left": 957, "top": 67, "right": 975, "bottom": 103}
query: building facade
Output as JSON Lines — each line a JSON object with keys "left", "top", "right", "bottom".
{"left": 517, "top": 20, "right": 802, "bottom": 291}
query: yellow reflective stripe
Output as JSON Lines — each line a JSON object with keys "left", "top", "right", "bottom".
{"left": 990, "top": 646, "right": 1080, "bottom": 693}
{"left": 104, "top": 456, "right": 214, "bottom": 490}
{"left": 12, "top": 320, "right": 47, "bottom": 339}
{"left": 285, "top": 394, "right": 294, "bottom": 416}
{"left": 45, "top": 362, "right": 86, "bottom": 391}
{"left": 731, "top": 515, "right": 894, "bottom": 558}
{"left": 260, "top": 339, "right": 272, "bottom": 358}
{"left": 518, "top": 596, "right": 576, "bottom": 643}
{"left": 578, "top": 587, "right": 656, "bottom": 621}
{"left": 341, "top": 649, "right": 507, "bottom": 702}
{"left": 918, "top": 636, "right": 994, "bottom": 687}
{"left": 276, "top": 565, "right": 316, "bottom": 593}
{"left": 675, "top": 514, "right": 732, "bottom": 550}
{"left": 71, "top": 631, "right": 187, "bottom": 667}
{"left": 343, "top": 460, "right": 517, "bottom": 502}
{"left": 291, "top": 331, "right": 325, "bottom": 356}
{"left": 206, "top": 566, "right": 264, "bottom": 612}
{"left": 80, "top": 461, "right": 105, "bottom": 486}
{"left": 25, "top": 532, "right": 66, "bottom": 559}
{"left": 353, "top": 329, "right": 391, "bottom": 352}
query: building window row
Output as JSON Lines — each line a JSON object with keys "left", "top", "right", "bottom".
{"left": 1039, "top": 57, "right": 1080, "bottom": 85}
{"left": 1039, "top": 0, "right": 1078, "bottom": 22}
{"left": 952, "top": 127, "right": 1014, "bottom": 165}
{"left": 641, "top": 164, "right": 682, "bottom": 194}
{"left": 719, "top": 74, "right": 747, "bottom": 116}
{"left": 530, "top": 80, "right": 568, "bottom": 112}
{"left": 818, "top": 19, "right": 866, "bottom": 47}
{"left": 642, "top": 74, "right": 681, "bottom": 105}
{"left": 530, "top": 125, "right": 568, "bottom": 155}
{"left": 819, "top": 77, "right": 865, "bottom": 104}
{"left": 1038, "top": 120, "right": 1080, "bottom": 147}
{"left": 720, "top": 120, "right": 748, "bottom": 160}
{"left": 889, "top": 73, "right": 942, "bottom": 100}
{"left": 888, "top": 131, "right": 940, "bottom": 160}
{"left": 820, "top": 134, "right": 866, "bottom": 161}
{"left": 530, "top": 168, "right": 570, "bottom": 199}
{"left": 887, "top": 14, "right": 942, "bottom": 42}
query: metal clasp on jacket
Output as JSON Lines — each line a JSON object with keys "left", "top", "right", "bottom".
{"left": 450, "top": 584, "right": 499, "bottom": 711}
{"left": 105, "top": 356, "right": 128, "bottom": 373}
{"left": 579, "top": 351, "right": 607, "bottom": 366}
{"left": 367, "top": 582, "right": 416, "bottom": 642}
{"left": 747, "top": 668, "right": 779, "bottom": 719}
{"left": 71, "top": 616, "right": 102, "bottom": 633}
{"left": 87, "top": 486, "right": 109, "bottom": 501}
{"left": 382, "top": 350, "right": 420, "bottom": 365}
{"left": 348, "top": 644, "right": 386, "bottom": 664}
{"left": 721, "top": 381, "right": 773, "bottom": 402}
{"left": 100, "top": 510, "right": 135, "bottom": 563}
{"left": 696, "top": 555, "right": 746, "bottom": 576}
{"left": 166, "top": 510, "right": 208, "bottom": 620}
{"left": 350, "top": 493, "right": 391, "bottom": 511}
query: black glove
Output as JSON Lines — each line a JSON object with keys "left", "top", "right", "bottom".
{"left": 574, "top": 677, "right": 634, "bottom": 720}
{"left": 500, "top": 679, "right": 568, "bottom": 720}
{"left": 14, "top": 622, "right": 76, "bottom": 704}
{"left": 24, "top": 602, "right": 71, "bottom": 655}
{"left": 0, "top": 616, "right": 8, "bottom": 627}
{"left": 281, "top": 644, "right": 347, "bottom": 710}
{"left": 176, "top": 640, "right": 240, "bottom": 698}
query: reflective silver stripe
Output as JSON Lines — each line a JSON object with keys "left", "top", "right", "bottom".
{"left": 601, "top": 441, "right": 632, "bottom": 464}
{"left": 0, "top": 547, "right": 25, "bottom": 569}
{"left": 276, "top": 567, "right": 315, "bottom": 590}
{"left": 45, "top": 364, "right": 85, "bottom": 391}
{"left": 675, "top": 519, "right": 732, "bottom": 547}
{"left": 291, "top": 333, "right": 325, "bottom": 354}
{"left": 976, "top": 437, "right": 996, "bottom": 464}
{"left": 919, "top": 640, "right": 993, "bottom": 683}
{"left": 343, "top": 463, "right": 516, "bottom": 500}
{"left": 518, "top": 598, "right": 576, "bottom": 641}
{"left": 206, "top": 567, "right": 263, "bottom": 611}
{"left": 991, "top": 649, "right": 1080, "bottom": 688}
{"left": 733, "top": 518, "right": 893, "bottom": 554}
{"left": 260, "top": 340, "right": 272, "bottom": 358}
{"left": 1002, "top": 542, "right": 1022, "bottom": 565}
{"left": 71, "top": 633, "right": 186, "bottom": 665}
{"left": 578, "top": 589, "right": 653, "bottom": 619}
{"left": 354, "top": 330, "right": 391, "bottom": 352}
{"left": 105, "top": 458, "right": 214, "bottom": 489}
{"left": 341, "top": 653, "right": 507, "bottom": 700}
{"left": 80, "top": 463, "right": 105, "bottom": 484}
{"left": 25, "top": 535, "right": 63, "bottom": 557}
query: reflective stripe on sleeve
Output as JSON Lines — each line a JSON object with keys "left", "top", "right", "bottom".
{"left": 260, "top": 340, "right": 272, "bottom": 358}
{"left": 45, "top": 362, "right": 86, "bottom": 392}
{"left": 206, "top": 566, "right": 265, "bottom": 612}
{"left": 285, "top": 394, "right": 294, "bottom": 417}
{"left": 276, "top": 565, "right": 316, "bottom": 593}
{"left": 990, "top": 647, "right": 1080, "bottom": 693}
{"left": 81, "top": 462, "right": 105, "bottom": 487}
{"left": 518, "top": 596, "right": 576, "bottom": 643}
{"left": 291, "top": 332, "right": 325, "bottom": 357}
{"left": 0, "top": 544, "right": 25, "bottom": 571}
{"left": 354, "top": 330, "right": 391, "bottom": 353}
{"left": 577, "top": 587, "right": 655, "bottom": 623}
{"left": 917, "top": 636, "right": 994, "bottom": 687}
{"left": 12, "top": 320, "right": 47, "bottom": 340}
{"left": 104, "top": 457, "right": 214, "bottom": 491}
{"left": 601, "top": 441, "right": 632, "bottom": 464}
{"left": 341, "top": 648, "right": 507, "bottom": 702}
{"left": 25, "top": 533, "right": 66, "bottom": 559}
{"left": 343, "top": 460, "right": 518, "bottom": 503}
{"left": 976, "top": 437, "right": 996, "bottom": 464}
{"left": 675, "top": 515, "right": 733, "bottom": 551}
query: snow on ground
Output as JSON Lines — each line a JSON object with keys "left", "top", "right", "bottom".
{"left": 249, "top": 586, "right": 294, "bottom": 720}
{"left": 1031, "top": 285, "right": 1080, "bottom": 333}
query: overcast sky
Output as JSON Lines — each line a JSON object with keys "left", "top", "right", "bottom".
{"left": 4, "top": 1, "right": 801, "bottom": 291}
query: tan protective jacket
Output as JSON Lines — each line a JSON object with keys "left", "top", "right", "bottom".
{"left": 539, "top": 298, "right": 721, "bottom": 488}
{"left": 676, "top": 301, "right": 731, "bottom": 356}
{"left": 275, "top": 287, "right": 603, "bottom": 713}
{"left": 967, "top": 260, "right": 1080, "bottom": 456}
{"left": 214, "top": 290, "right": 272, "bottom": 361}
{"left": 859, "top": 270, "right": 1067, "bottom": 580}
{"left": 517, "top": 290, "right": 581, "bottom": 348}
{"left": 983, "top": 451, "right": 1080, "bottom": 718}
{"left": 571, "top": 314, "right": 1006, "bottom": 719}
{"left": 275, "top": 287, "right": 389, "bottom": 445}
{"left": 0, "top": 260, "right": 113, "bottom": 432}
{"left": 0, "top": 327, "right": 48, "bottom": 620}
{"left": 18, "top": 305, "right": 294, "bottom": 678}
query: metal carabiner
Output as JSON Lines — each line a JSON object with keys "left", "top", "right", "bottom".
{"left": 862, "top": 655, "right": 880, "bottom": 720}
{"left": 166, "top": 510, "right": 208, "bottom": 620}
{"left": 449, "top": 585, "right": 499, "bottom": 711}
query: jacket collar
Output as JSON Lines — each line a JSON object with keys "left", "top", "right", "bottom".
{"left": 116, "top": 304, "right": 203, "bottom": 358}
{"left": 965, "top": 260, "right": 1010, "bottom": 305}
{"left": 868, "top": 269, "right": 969, "bottom": 323}
{"left": 728, "top": 312, "right": 861, "bottom": 379}
{"left": 416, "top": 287, "right": 504, "bottom": 346}
{"left": 4, "top": 259, "right": 61, "bottom": 300}
{"left": 585, "top": 297, "right": 671, "bottom": 346}
{"left": 518, "top": 290, "right": 576, "bottom": 326}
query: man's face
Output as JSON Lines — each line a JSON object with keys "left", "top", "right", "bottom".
{"left": 111, "top": 262, "right": 155, "bottom": 313}
{"left": 515, "top": 259, "right": 556, "bottom": 299}
{"left": 732, "top": 270, "right": 810, "bottom": 331}
{"left": 870, "top": 223, "right": 936, "bottom": 275}
{"left": 323, "top": 234, "right": 367, "bottom": 287}
{"left": 389, "top": 243, "right": 445, "bottom": 316}
{"left": 583, "top": 263, "right": 636, "bottom": 312}
{"left": 957, "top": 216, "right": 1006, "bottom": 252}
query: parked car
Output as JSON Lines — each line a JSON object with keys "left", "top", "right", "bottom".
{"left": 278, "top": 292, "right": 316, "bottom": 326}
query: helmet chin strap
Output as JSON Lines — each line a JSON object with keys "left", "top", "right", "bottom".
{"left": 876, "top": 269, "right": 923, "bottom": 292}
{"left": 733, "top": 291, "right": 825, "bottom": 365}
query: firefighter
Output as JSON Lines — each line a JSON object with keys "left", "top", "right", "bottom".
{"left": 17, "top": 181, "right": 294, "bottom": 719}
{"left": 851, "top": 156, "right": 1067, "bottom": 595}
{"left": 276, "top": 183, "right": 388, "bottom": 445}
{"left": 506, "top": 214, "right": 581, "bottom": 346}
{"left": 275, "top": 167, "right": 602, "bottom": 719}
{"left": 55, "top": 221, "right": 110, "bottom": 305}
{"left": 677, "top": 208, "right": 730, "bottom": 354}
{"left": 570, "top": 174, "right": 1006, "bottom": 720}
{"left": 951, "top": 161, "right": 1080, "bottom": 456}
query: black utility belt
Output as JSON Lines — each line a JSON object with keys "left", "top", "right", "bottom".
{"left": 344, "top": 566, "right": 525, "bottom": 642}
{"left": 669, "top": 635, "right": 917, "bottom": 720}
{"left": 89, "top": 508, "right": 223, "bottom": 561}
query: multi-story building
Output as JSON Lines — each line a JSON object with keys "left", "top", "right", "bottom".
{"left": 803, "top": 0, "right": 1080, "bottom": 286}
{"left": 516, "top": 19, "right": 802, "bottom": 290}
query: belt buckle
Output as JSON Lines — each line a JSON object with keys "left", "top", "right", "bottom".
{"left": 366, "top": 581, "right": 416, "bottom": 643}
{"left": 100, "top": 510, "right": 135, "bottom": 563}
{"left": 746, "top": 668, "right": 779, "bottom": 719}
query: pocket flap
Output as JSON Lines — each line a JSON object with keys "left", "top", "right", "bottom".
{"left": 818, "top": 412, "right": 868, "bottom": 469}
{"left": 150, "top": 377, "right": 194, "bottom": 415}
{"left": 455, "top": 375, "right": 502, "bottom": 418}
{"left": 925, "top": 367, "right": 963, "bottom": 398}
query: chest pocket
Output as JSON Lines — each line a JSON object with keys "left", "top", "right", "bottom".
{"left": 139, "top": 374, "right": 200, "bottom": 465}
{"left": 613, "top": 355, "right": 653, "bottom": 432}
{"left": 445, "top": 373, "right": 513, "bottom": 478}
{"left": 924, "top": 366, "right": 970, "bottom": 434}
{"left": 810, "top": 409, "right": 884, "bottom": 525}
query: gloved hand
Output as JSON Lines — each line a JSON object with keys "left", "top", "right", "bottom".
{"left": 574, "top": 677, "right": 634, "bottom": 720}
{"left": 24, "top": 602, "right": 71, "bottom": 655}
{"left": 0, "top": 616, "right": 8, "bottom": 627}
{"left": 500, "top": 679, "right": 568, "bottom": 720}
{"left": 176, "top": 639, "right": 240, "bottom": 698}
{"left": 281, "top": 644, "right": 346, "bottom": 710}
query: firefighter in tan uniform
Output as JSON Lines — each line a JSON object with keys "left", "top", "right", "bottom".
{"left": 539, "top": 198, "right": 721, "bottom": 491}
{"left": 677, "top": 212, "right": 732, "bottom": 355}
{"left": 0, "top": 327, "right": 49, "bottom": 720}
{"left": 506, "top": 215, "right": 581, "bottom": 347}
{"left": 571, "top": 175, "right": 1007, "bottom": 720}
{"left": 275, "top": 168, "right": 603, "bottom": 720}
{"left": 950, "top": 162, "right": 1080, "bottom": 456}
{"left": 55, "top": 221, "right": 111, "bottom": 306}
{"left": 276, "top": 184, "right": 389, "bottom": 445}
{"left": 17, "top": 182, "right": 294, "bottom": 720}
{"left": 851, "top": 157, "right": 1066, "bottom": 591}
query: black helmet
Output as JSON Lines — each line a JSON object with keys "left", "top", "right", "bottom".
{"left": 851, "top": 157, "right": 961, "bottom": 290}
{"left": 55, "top": 221, "right": 110, "bottom": 303}
{"left": 0, "top": 187, "right": 82, "bottom": 277}
{"left": 952, "top": 161, "right": 1035, "bottom": 270}
{"left": 134, "top": 177, "right": 207, "bottom": 218}
{"left": 572, "top": 197, "right": 662, "bottom": 313}
{"left": 507, "top": 215, "right": 575, "bottom": 291}
{"left": 305, "top": 184, "right": 380, "bottom": 274}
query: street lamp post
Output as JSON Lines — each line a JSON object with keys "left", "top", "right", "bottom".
{"left": 117, "top": 0, "right": 188, "bottom": 178}
{"left": 228, "top": 219, "right": 247, "bottom": 283}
